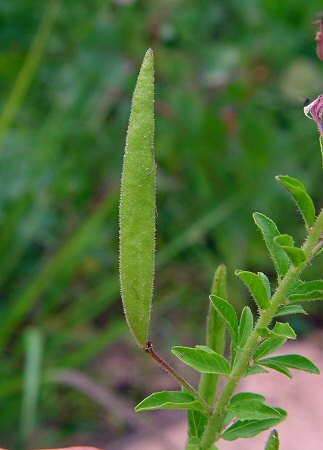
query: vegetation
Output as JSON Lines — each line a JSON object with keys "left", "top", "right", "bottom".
{"left": 119, "top": 37, "right": 323, "bottom": 450}
{"left": 1, "top": 1, "right": 323, "bottom": 448}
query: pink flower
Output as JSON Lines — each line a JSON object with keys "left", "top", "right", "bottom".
{"left": 304, "top": 94, "right": 323, "bottom": 138}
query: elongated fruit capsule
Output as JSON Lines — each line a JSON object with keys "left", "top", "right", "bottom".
{"left": 119, "top": 49, "right": 156, "bottom": 348}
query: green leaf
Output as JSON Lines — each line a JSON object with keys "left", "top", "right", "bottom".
{"left": 229, "top": 391, "right": 265, "bottom": 405}
{"left": 221, "top": 408, "right": 287, "bottom": 441}
{"left": 257, "top": 329, "right": 272, "bottom": 338}
{"left": 265, "top": 430, "right": 280, "bottom": 450}
{"left": 245, "top": 364, "right": 269, "bottom": 376}
{"left": 222, "top": 411, "right": 235, "bottom": 427}
{"left": 230, "top": 340, "right": 237, "bottom": 365}
{"left": 195, "top": 345, "right": 215, "bottom": 353}
{"left": 238, "top": 306, "right": 254, "bottom": 348}
{"left": 119, "top": 49, "right": 156, "bottom": 348}
{"left": 258, "top": 359, "right": 292, "bottom": 378}
{"left": 258, "top": 322, "right": 296, "bottom": 340}
{"left": 290, "top": 293, "right": 323, "bottom": 302}
{"left": 186, "top": 437, "right": 201, "bottom": 449}
{"left": 227, "top": 392, "right": 281, "bottom": 420}
{"left": 274, "top": 235, "right": 306, "bottom": 267}
{"left": 258, "top": 354, "right": 320, "bottom": 374}
{"left": 187, "top": 410, "right": 207, "bottom": 441}
{"left": 253, "top": 213, "right": 289, "bottom": 277}
{"left": 134, "top": 391, "right": 205, "bottom": 413}
{"left": 172, "top": 346, "right": 231, "bottom": 375}
{"left": 274, "top": 233, "right": 293, "bottom": 247}
{"left": 272, "top": 322, "right": 296, "bottom": 339}
{"left": 258, "top": 272, "right": 271, "bottom": 298}
{"left": 288, "top": 280, "right": 323, "bottom": 302}
{"left": 274, "top": 304, "right": 307, "bottom": 317}
{"left": 254, "top": 337, "right": 286, "bottom": 361}
{"left": 229, "top": 403, "right": 281, "bottom": 421}
{"left": 276, "top": 175, "right": 316, "bottom": 228}
{"left": 186, "top": 437, "right": 218, "bottom": 450}
{"left": 236, "top": 270, "right": 270, "bottom": 309}
{"left": 209, "top": 295, "right": 238, "bottom": 343}
{"left": 282, "top": 247, "right": 305, "bottom": 267}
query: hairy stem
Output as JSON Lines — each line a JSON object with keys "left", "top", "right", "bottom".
{"left": 144, "top": 341, "right": 212, "bottom": 415}
{"left": 199, "top": 264, "right": 227, "bottom": 404}
{"left": 200, "top": 209, "right": 323, "bottom": 449}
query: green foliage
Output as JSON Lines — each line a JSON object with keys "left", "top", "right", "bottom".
{"left": 271, "top": 322, "right": 296, "bottom": 339}
{"left": 276, "top": 175, "right": 316, "bottom": 228}
{"left": 274, "top": 304, "right": 307, "bottom": 317}
{"left": 209, "top": 295, "right": 239, "bottom": 344}
{"left": 187, "top": 410, "right": 208, "bottom": 443}
{"left": 227, "top": 393, "right": 281, "bottom": 421}
{"left": 288, "top": 280, "right": 323, "bottom": 301}
{"left": 0, "top": 0, "right": 62, "bottom": 151}
{"left": 135, "top": 391, "right": 205, "bottom": 413}
{"left": 121, "top": 45, "right": 323, "bottom": 450}
{"left": 172, "top": 346, "right": 231, "bottom": 376}
{"left": 186, "top": 437, "right": 202, "bottom": 449}
{"left": 254, "top": 337, "right": 287, "bottom": 361}
{"left": 257, "top": 359, "right": 293, "bottom": 379}
{"left": 119, "top": 49, "right": 155, "bottom": 347}
{"left": 253, "top": 213, "right": 290, "bottom": 277}
{"left": 258, "top": 272, "right": 271, "bottom": 299}
{"left": 274, "top": 234, "right": 306, "bottom": 267}
{"left": 230, "top": 403, "right": 281, "bottom": 421}
{"left": 246, "top": 364, "right": 269, "bottom": 376}
{"left": 2, "top": 1, "right": 323, "bottom": 447}
{"left": 238, "top": 307, "right": 254, "bottom": 348}
{"left": 221, "top": 408, "right": 287, "bottom": 441}
{"left": 236, "top": 270, "right": 271, "bottom": 310}
{"left": 258, "top": 354, "right": 320, "bottom": 374}
{"left": 258, "top": 322, "right": 296, "bottom": 340}
{"left": 187, "top": 438, "right": 218, "bottom": 450}
{"left": 228, "top": 392, "right": 265, "bottom": 406}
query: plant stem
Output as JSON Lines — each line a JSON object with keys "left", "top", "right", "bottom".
{"left": 200, "top": 209, "right": 323, "bottom": 449}
{"left": 199, "top": 264, "right": 227, "bottom": 404}
{"left": 313, "top": 237, "right": 323, "bottom": 255}
{"left": 144, "top": 341, "right": 212, "bottom": 415}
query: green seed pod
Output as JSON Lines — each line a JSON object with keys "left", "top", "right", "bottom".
{"left": 119, "top": 49, "right": 156, "bottom": 348}
{"left": 265, "top": 429, "right": 279, "bottom": 449}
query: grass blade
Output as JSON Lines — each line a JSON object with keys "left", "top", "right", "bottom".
{"left": 20, "top": 328, "right": 43, "bottom": 445}
{"left": 0, "top": 0, "right": 62, "bottom": 152}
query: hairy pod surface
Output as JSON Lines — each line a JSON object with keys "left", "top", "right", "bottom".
{"left": 119, "top": 49, "right": 155, "bottom": 348}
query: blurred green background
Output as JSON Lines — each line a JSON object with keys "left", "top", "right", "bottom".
{"left": 0, "top": 0, "right": 323, "bottom": 448}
